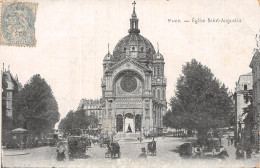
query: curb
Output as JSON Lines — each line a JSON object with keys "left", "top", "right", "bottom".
{"left": 4, "top": 152, "right": 30, "bottom": 156}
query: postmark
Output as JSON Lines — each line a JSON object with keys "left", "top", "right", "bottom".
{"left": 0, "top": 1, "right": 38, "bottom": 47}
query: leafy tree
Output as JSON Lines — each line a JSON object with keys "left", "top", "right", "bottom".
{"left": 163, "top": 110, "right": 183, "bottom": 130}
{"left": 58, "top": 111, "right": 74, "bottom": 133}
{"left": 166, "top": 59, "right": 234, "bottom": 140}
{"left": 13, "top": 74, "right": 60, "bottom": 136}
{"left": 58, "top": 108, "right": 99, "bottom": 135}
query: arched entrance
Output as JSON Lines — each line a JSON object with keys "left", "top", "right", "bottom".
{"left": 125, "top": 113, "right": 134, "bottom": 133}
{"left": 116, "top": 114, "right": 123, "bottom": 132}
{"left": 135, "top": 114, "right": 141, "bottom": 132}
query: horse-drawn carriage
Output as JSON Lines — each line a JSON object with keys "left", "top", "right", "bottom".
{"left": 105, "top": 141, "right": 121, "bottom": 158}
{"left": 179, "top": 141, "right": 229, "bottom": 160}
{"left": 68, "top": 136, "right": 91, "bottom": 160}
{"left": 179, "top": 143, "right": 193, "bottom": 157}
{"left": 147, "top": 140, "right": 157, "bottom": 156}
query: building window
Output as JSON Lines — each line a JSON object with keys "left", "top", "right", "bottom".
{"left": 157, "top": 66, "right": 160, "bottom": 76}
{"left": 162, "top": 89, "right": 165, "bottom": 100}
{"left": 161, "top": 66, "right": 164, "bottom": 76}
{"left": 7, "top": 91, "right": 12, "bottom": 99}
{"left": 244, "top": 84, "right": 247, "bottom": 90}
{"left": 153, "top": 90, "right": 155, "bottom": 98}
{"left": 141, "top": 47, "right": 144, "bottom": 52}
{"left": 132, "top": 47, "right": 135, "bottom": 51}
{"left": 157, "top": 89, "right": 160, "bottom": 100}
{"left": 154, "top": 111, "right": 156, "bottom": 124}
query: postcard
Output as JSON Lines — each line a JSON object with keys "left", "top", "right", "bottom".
{"left": 1, "top": 0, "right": 260, "bottom": 167}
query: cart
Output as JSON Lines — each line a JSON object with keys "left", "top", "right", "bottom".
{"left": 105, "top": 141, "right": 120, "bottom": 158}
{"left": 68, "top": 136, "right": 89, "bottom": 160}
{"left": 147, "top": 141, "right": 156, "bottom": 156}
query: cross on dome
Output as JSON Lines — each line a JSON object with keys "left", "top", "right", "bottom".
{"left": 132, "top": 1, "right": 136, "bottom": 11}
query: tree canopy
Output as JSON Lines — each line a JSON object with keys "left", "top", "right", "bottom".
{"left": 164, "top": 59, "right": 234, "bottom": 138}
{"left": 13, "top": 74, "right": 60, "bottom": 135}
{"left": 58, "top": 108, "right": 99, "bottom": 135}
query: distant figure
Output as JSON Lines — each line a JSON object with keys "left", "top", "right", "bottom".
{"left": 138, "top": 148, "right": 147, "bottom": 158}
{"left": 246, "top": 147, "right": 252, "bottom": 159}
{"left": 126, "top": 124, "right": 132, "bottom": 133}
{"left": 152, "top": 138, "right": 156, "bottom": 149}
{"left": 194, "top": 145, "right": 202, "bottom": 157}
{"left": 57, "top": 141, "right": 66, "bottom": 161}
{"left": 230, "top": 137, "right": 234, "bottom": 145}
{"left": 35, "top": 137, "right": 38, "bottom": 148}
{"left": 138, "top": 137, "right": 142, "bottom": 143}
{"left": 218, "top": 132, "right": 222, "bottom": 143}
{"left": 216, "top": 147, "right": 229, "bottom": 159}
{"left": 227, "top": 135, "right": 231, "bottom": 146}
{"left": 235, "top": 149, "right": 244, "bottom": 160}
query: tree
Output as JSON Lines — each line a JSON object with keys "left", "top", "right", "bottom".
{"left": 13, "top": 74, "right": 60, "bottom": 136}
{"left": 167, "top": 59, "right": 233, "bottom": 140}
{"left": 58, "top": 108, "right": 99, "bottom": 135}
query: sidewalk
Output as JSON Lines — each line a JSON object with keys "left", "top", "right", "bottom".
{"left": 2, "top": 146, "right": 51, "bottom": 156}
{"left": 220, "top": 134, "right": 236, "bottom": 159}
{"left": 221, "top": 134, "right": 260, "bottom": 161}
{"left": 2, "top": 148, "right": 31, "bottom": 156}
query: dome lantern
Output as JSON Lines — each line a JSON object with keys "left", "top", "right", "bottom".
{"left": 129, "top": 1, "right": 140, "bottom": 34}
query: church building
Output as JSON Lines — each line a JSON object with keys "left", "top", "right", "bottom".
{"left": 101, "top": 2, "right": 167, "bottom": 136}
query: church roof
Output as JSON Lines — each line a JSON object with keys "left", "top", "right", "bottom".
{"left": 105, "top": 2, "right": 156, "bottom": 63}
{"left": 106, "top": 57, "right": 151, "bottom": 73}
{"left": 112, "top": 33, "right": 156, "bottom": 62}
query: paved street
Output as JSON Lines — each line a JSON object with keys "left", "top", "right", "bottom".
{"left": 2, "top": 136, "right": 259, "bottom": 168}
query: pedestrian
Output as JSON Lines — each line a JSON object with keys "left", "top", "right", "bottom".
{"left": 246, "top": 147, "right": 252, "bottom": 159}
{"left": 252, "top": 148, "right": 258, "bottom": 158}
{"left": 218, "top": 132, "right": 222, "bottom": 145}
{"left": 138, "top": 148, "right": 147, "bottom": 158}
{"left": 230, "top": 137, "right": 234, "bottom": 145}
{"left": 235, "top": 148, "right": 244, "bottom": 160}
{"left": 227, "top": 135, "right": 230, "bottom": 146}
{"left": 35, "top": 137, "right": 38, "bottom": 148}
{"left": 194, "top": 145, "right": 202, "bottom": 157}
{"left": 57, "top": 141, "right": 66, "bottom": 161}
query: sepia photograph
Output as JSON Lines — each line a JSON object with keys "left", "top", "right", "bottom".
{"left": 0, "top": 0, "right": 260, "bottom": 167}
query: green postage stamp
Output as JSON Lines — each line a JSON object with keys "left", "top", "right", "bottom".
{"left": 0, "top": 1, "right": 38, "bottom": 47}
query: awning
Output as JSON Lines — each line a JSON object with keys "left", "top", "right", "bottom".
{"left": 11, "top": 128, "right": 29, "bottom": 134}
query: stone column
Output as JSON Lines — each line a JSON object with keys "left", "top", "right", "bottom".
{"left": 123, "top": 113, "right": 125, "bottom": 133}
{"left": 133, "top": 113, "right": 136, "bottom": 133}
{"left": 149, "top": 99, "right": 153, "bottom": 133}
{"left": 115, "top": 114, "right": 117, "bottom": 133}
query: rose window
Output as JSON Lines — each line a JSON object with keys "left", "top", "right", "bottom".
{"left": 120, "top": 76, "right": 137, "bottom": 93}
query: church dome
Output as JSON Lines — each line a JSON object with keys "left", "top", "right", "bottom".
{"left": 105, "top": 2, "right": 156, "bottom": 63}
{"left": 112, "top": 33, "right": 156, "bottom": 62}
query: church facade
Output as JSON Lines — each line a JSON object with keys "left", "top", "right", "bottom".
{"left": 100, "top": 3, "right": 167, "bottom": 136}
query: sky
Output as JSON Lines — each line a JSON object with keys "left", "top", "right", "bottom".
{"left": 1, "top": 0, "right": 260, "bottom": 124}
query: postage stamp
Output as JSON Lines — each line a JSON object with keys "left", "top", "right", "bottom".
{"left": 0, "top": 1, "right": 38, "bottom": 47}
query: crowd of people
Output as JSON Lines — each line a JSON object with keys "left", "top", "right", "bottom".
{"left": 235, "top": 146, "right": 258, "bottom": 160}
